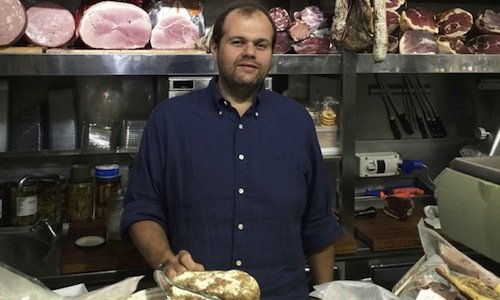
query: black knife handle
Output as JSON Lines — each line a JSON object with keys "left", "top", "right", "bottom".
{"left": 416, "top": 117, "right": 428, "bottom": 138}
{"left": 389, "top": 117, "right": 402, "bottom": 139}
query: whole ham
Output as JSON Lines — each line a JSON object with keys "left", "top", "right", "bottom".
{"left": 269, "top": 7, "right": 290, "bottom": 32}
{"left": 467, "top": 34, "right": 500, "bottom": 54}
{"left": 332, "top": 0, "right": 388, "bottom": 62}
{"left": 293, "top": 5, "right": 326, "bottom": 32}
{"left": 476, "top": 9, "right": 500, "bottom": 34}
{"left": 0, "top": 0, "right": 27, "bottom": 46}
{"left": 400, "top": 7, "right": 438, "bottom": 34}
{"left": 292, "top": 28, "right": 331, "bottom": 54}
{"left": 388, "top": 35, "right": 399, "bottom": 53}
{"left": 150, "top": 14, "right": 199, "bottom": 49}
{"left": 399, "top": 30, "right": 438, "bottom": 54}
{"left": 436, "top": 8, "right": 473, "bottom": 38}
{"left": 78, "top": 1, "right": 152, "bottom": 49}
{"left": 437, "top": 36, "right": 470, "bottom": 54}
{"left": 25, "top": 1, "right": 75, "bottom": 48}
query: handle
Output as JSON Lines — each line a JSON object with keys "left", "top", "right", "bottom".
{"left": 354, "top": 206, "right": 377, "bottom": 218}
{"left": 389, "top": 117, "right": 402, "bottom": 139}
{"left": 416, "top": 116, "right": 428, "bottom": 138}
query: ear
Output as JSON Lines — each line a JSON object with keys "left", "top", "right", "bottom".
{"left": 210, "top": 40, "right": 218, "bottom": 60}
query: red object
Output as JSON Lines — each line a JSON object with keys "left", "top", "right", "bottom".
{"left": 467, "top": 34, "right": 500, "bottom": 54}
{"left": 400, "top": 7, "right": 438, "bottom": 34}
{"left": 399, "top": 30, "right": 438, "bottom": 54}
{"left": 436, "top": 8, "right": 473, "bottom": 38}
{"left": 269, "top": 7, "right": 290, "bottom": 32}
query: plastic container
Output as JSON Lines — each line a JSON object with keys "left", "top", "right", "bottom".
{"left": 95, "top": 164, "right": 121, "bottom": 219}
{"left": 66, "top": 164, "right": 94, "bottom": 221}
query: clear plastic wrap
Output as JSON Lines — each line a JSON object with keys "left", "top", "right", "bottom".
{"left": 0, "top": 262, "right": 143, "bottom": 300}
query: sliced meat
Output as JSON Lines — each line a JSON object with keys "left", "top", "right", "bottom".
{"left": 292, "top": 29, "right": 330, "bottom": 54}
{"left": 436, "top": 8, "right": 473, "bottom": 38}
{"left": 437, "top": 35, "right": 470, "bottom": 54}
{"left": 269, "top": 7, "right": 290, "bottom": 32}
{"left": 467, "top": 34, "right": 500, "bottom": 54}
{"left": 0, "top": 0, "right": 27, "bottom": 47}
{"left": 273, "top": 31, "right": 292, "bottom": 54}
{"left": 387, "top": 10, "right": 400, "bottom": 35}
{"left": 78, "top": 1, "right": 151, "bottom": 49}
{"left": 388, "top": 35, "right": 399, "bottom": 53}
{"left": 400, "top": 7, "right": 438, "bottom": 34}
{"left": 150, "top": 14, "right": 199, "bottom": 49}
{"left": 399, "top": 30, "right": 438, "bottom": 54}
{"left": 24, "top": 1, "right": 75, "bottom": 48}
{"left": 293, "top": 5, "right": 325, "bottom": 31}
{"left": 386, "top": 0, "right": 405, "bottom": 11}
{"left": 476, "top": 9, "right": 500, "bottom": 34}
{"left": 288, "top": 20, "right": 309, "bottom": 42}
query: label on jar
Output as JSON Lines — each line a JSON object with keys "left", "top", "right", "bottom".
{"left": 16, "top": 195, "right": 38, "bottom": 217}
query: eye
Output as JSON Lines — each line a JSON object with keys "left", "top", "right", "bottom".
{"left": 256, "top": 42, "right": 270, "bottom": 50}
{"left": 231, "top": 39, "right": 244, "bottom": 46}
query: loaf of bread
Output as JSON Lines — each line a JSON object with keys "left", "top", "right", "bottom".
{"left": 167, "top": 270, "right": 260, "bottom": 300}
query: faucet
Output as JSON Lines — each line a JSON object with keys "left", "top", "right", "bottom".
{"left": 18, "top": 174, "right": 63, "bottom": 237}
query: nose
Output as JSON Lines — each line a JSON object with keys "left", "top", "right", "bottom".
{"left": 242, "top": 42, "right": 256, "bottom": 57}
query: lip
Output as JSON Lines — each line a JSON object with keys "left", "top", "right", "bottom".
{"left": 237, "top": 61, "right": 259, "bottom": 69}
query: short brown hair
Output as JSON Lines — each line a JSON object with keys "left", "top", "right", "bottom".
{"left": 211, "top": 1, "right": 277, "bottom": 49}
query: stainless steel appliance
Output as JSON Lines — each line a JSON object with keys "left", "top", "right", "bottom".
{"left": 168, "top": 76, "right": 272, "bottom": 98}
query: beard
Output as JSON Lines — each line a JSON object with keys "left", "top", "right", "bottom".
{"left": 217, "top": 60, "right": 268, "bottom": 97}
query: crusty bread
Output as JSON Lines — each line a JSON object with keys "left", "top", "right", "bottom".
{"left": 436, "top": 266, "right": 500, "bottom": 300}
{"left": 168, "top": 270, "right": 260, "bottom": 300}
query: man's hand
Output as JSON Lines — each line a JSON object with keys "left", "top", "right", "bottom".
{"left": 158, "top": 250, "right": 205, "bottom": 279}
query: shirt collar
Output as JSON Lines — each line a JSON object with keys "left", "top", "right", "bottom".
{"left": 208, "top": 76, "right": 265, "bottom": 118}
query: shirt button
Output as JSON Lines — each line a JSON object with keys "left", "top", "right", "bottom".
{"left": 223, "top": 100, "right": 228, "bottom": 106}
{"left": 238, "top": 124, "right": 244, "bottom": 130}
{"left": 235, "top": 260, "right": 242, "bottom": 267}
{"left": 238, "top": 154, "right": 245, "bottom": 161}
{"left": 254, "top": 111, "right": 259, "bottom": 117}
{"left": 218, "top": 110, "right": 223, "bottom": 116}
{"left": 238, "top": 187, "right": 244, "bottom": 195}
{"left": 238, "top": 223, "right": 244, "bottom": 230}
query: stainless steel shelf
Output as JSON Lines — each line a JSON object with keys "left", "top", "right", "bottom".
{"left": 0, "top": 53, "right": 342, "bottom": 76}
{"left": 357, "top": 53, "right": 500, "bottom": 74}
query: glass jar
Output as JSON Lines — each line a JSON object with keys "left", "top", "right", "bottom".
{"left": 38, "top": 180, "right": 58, "bottom": 218}
{"left": 106, "top": 192, "right": 124, "bottom": 241}
{"left": 95, "top": 164, "right": 121, "bottom": 219}
{"left": 66, "top": 164, "right": 94, "bottom": 221}
{"left": 11, "top": 181, "right": 38, "bottom": 226}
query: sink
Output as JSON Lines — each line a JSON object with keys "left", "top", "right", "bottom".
{"left": 0, "top": 226, "right": 61, "bottom": 277}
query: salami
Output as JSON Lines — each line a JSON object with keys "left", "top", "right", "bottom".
{"left": 269, "top": 7, "right": 290, "bottom": 32}
{"left": 0, "top": 0, "right": 27, "bottom": 47}
{"left": 25, "top": 1, "right": 75, "bottom": 48}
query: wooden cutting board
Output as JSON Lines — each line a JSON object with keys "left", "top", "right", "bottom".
{"left": 354, "top": 204, "right": 424, "bottom": 252}
{"left": 60, "top": 220, "right": 148, "bottom": 274}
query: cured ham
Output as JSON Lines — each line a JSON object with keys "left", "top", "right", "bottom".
{"left": 467, "top": 34, "right": 500, "bottom": 54}
{"left": 476, "top": 9, "right": 500, "bottom": 34}
{"left": 78, "top": 1, "right": 151, "bottom": 49}
{"left": 293, "top": 5, "right": 325, "bottom": 31}
{"left": 437, "top": 36, "right": 470, "bottom": 54}
{"left": 386, "top": 0, "right": 405, "bottom": 11}
{"left": 25, "top": 1, "right": 75, "bottom": 48}
{"left": 400, "top": 7, "right": 438, "bottom": 34}
{"left": 399, "top": 30, "right": 438, "bottom": 54}
{"left": 387, "top": 10, "right": 401, "bottom": 35}
{"left": 0, "top": 0, "right": 27, "bottom": 46}
{"left": 436, "top": 8, "right": 473, "bottom": 38}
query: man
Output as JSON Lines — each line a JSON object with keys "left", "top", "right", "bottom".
{"left": 120, "top": 1, "right": 342, "bottom": 298}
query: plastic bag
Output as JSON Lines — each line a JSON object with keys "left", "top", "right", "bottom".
{"left": 0, "top": 262, "right": 143, "bottom": 300}
{"left": 393, "top": 219, "right": 500, "bottom": 299}
{"left": 310, "top": 280, "right": 400, "bottom": 300}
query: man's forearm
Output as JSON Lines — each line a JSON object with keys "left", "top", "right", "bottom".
{"left": 129, "top": 220, "right": 175, "bottom": 269}
{"left": 307, "top": 242, "right": 336, "bottom": 285}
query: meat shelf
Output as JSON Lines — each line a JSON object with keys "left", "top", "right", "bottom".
{"left": 1, "top": 52, "right": 500, "bottom": 76}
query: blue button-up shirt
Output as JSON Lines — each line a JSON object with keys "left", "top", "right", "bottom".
{"left": 121, "top": 77, "right": 342, "bottom": 299}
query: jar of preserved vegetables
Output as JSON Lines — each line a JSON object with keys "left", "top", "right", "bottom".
{"left": 66, "top": 164, "right": 94, "bottom": 221}
{"left": 11, "top": 181, "right": 38, "bottom": 226}
{"left": 95, "top": 164, "right": 121, "bottom": 219}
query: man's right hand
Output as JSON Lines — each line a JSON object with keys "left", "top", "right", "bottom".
{"left": 158, "top": 249, "right": 205, "bottom": 280}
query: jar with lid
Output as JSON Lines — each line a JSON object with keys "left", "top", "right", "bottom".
{"left": 66, "top": 164, "right": 94, "bottom": 221}
{"left": 95, "top": 164, "right": 121, "bottom": 219}
{"left": 10, "top": 181, "right": 38, "bottom": 226}
{"left": 0, "top": 182, "right": 12, "bottom": 227}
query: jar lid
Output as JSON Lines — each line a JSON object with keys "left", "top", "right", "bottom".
{"left": 71, "top": 164, "right": 91, "bottom": 180}
{"left": 95, "top": 164, "right": 120, "bottom": 179}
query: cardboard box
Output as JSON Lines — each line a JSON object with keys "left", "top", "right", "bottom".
{"left": 435, "top": 166, "right": 500, "bottom": 263}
